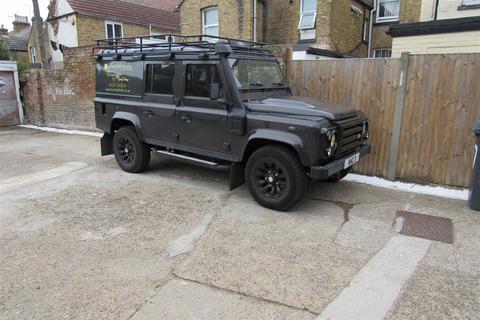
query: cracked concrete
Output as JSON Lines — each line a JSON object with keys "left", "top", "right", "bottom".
{"left": 1, "top": 127, "right": 480, "bottom": 320}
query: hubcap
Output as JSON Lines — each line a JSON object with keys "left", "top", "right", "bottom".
{"left": 255, "top": 160, "right": 287, "bottom": 199}
{"left": 118, "top": 137, "right": 135, "bottom": 164}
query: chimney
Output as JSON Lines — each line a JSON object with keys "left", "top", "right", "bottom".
{"left": 12, "top": 15, "right": 30, "bottom": 33}
{"left": 0, "top": 25, "right": 8, "bottom": 36}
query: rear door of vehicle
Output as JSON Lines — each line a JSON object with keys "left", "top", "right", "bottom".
{"left": 141, "top": 61, "right": 178, "bottom": 144}
{"left": 176, "top": 61, "right": 229, "bottom": 155}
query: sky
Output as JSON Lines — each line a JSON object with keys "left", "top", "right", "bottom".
{"left": 0, "top": 0, "right": 49, "bottom": 31}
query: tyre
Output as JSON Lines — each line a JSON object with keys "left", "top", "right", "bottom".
{"left": 326, "top": 167, "right": 352, "bottom": 182}
{"left": 113, "top": 126, "right": 151, "bottom": 173}
{"left": 245, "top": 145, "right": 308, "bottom": 211}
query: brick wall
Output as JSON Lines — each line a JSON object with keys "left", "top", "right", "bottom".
{"left": 76, "top": 15, "right": 177, "bottom": 46}
{"left": 180, "top": 0, "right": 369, "bottom": 56}
{"left": 22, "top": 46, "right": 97, "bottom": 130}
{"left": 180, "top": 0, "right": 253, "bottom": 40}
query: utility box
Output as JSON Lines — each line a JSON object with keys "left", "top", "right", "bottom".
{"left": 470, "top": 122, "right": 480, "bottom": 211}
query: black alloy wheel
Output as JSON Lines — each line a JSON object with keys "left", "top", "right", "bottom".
{"left": 113, "top": 126, "right": 151, "bottom": 173}
{"left": 246, "top": 145, "right": 308, "bottom": 211}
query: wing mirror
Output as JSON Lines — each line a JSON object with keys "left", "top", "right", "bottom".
{"left": 210, "top": 83, "right": 220, "bottom": 100}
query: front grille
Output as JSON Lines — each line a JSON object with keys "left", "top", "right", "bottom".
{"left": 335, "top": 116, "right": 365, "bottom": 157}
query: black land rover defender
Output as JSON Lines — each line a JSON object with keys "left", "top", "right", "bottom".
{"left": 94, "top": 35, "right": 370, "bottom": 211}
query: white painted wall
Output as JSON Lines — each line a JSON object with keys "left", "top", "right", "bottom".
{"left": 47, "top": 0, "right": 78, "bottom": 64}
{"left": 391, "top": 30, "right": 480, "bottom": 57}
{"left": 292, "top": 51, "right": 336, "bottom": 60}
{"left": 420, "top": 0, "right": 480, "bottom": 21}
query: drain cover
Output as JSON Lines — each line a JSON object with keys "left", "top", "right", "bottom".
{"left": 395, "top": 211, "right": 454, "bottom": 243}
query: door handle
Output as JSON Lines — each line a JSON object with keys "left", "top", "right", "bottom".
{"left": 181, "top": 115, "right": 192, "bottom": 123}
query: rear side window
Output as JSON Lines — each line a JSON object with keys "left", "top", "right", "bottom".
{"left": 145, "top": 63, "right": 175, "bottom": 95}
{"left": 185, "top": 64, "right": 224, "bottom": 98}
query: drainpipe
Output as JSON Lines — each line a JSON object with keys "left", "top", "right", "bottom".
{"left": 367, "top": 0, "right": 377, "bottom": 58}
{"left": 434, "top": 0, "right": 440, "bottom": 20}
{"left": 253, "top": 0, "right": 257, "bottom": 42}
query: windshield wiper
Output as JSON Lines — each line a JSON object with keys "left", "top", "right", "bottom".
{"left": 249, "top": 82, "right": 265, "bottom": 87}
{"left": 271, "top": 82, "right": 287, "bottom": 87}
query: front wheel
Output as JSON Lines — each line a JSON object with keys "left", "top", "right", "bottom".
{"left": 245, "top": 145, "right": 308, "bottom": 211}
{"left": 113, "top": 126, "right": 151, "bottom": 173}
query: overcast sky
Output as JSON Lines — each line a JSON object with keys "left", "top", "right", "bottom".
{"left": 1, "top": 0, "right": 49, "bottom": 31}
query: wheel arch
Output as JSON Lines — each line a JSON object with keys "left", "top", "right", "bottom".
{"left": 110, "top": 111, "right": 144, "bottom": 140}
{"left": 241, "top": 130, "right": 310, "bottom": 166}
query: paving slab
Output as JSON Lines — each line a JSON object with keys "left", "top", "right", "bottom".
{"left": 0, "top": 180, "right": 224, "bottom": 320}
{"left": 174, "top": 189, "right": 373, "bottom": 313}
{"left": 131, "top": 279, "right": 316, "bottom": 320}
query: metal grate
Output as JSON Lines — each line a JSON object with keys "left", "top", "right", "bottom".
{"left": 395, "top": 211, "right": 454, "bottom": 244}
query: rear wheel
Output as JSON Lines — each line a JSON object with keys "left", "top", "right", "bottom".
{"left": 245, "top": 145, "right": 308, "bottom": 211}
{"left": 326, "top": 167, "right": 352, "bottom": 182}
{"left": 113, "top": 126, "right": 150, "bottom": 173}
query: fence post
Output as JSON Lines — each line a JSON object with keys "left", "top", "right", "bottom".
{"left": 387, "top": 52, "right": 410, "bottom": 180}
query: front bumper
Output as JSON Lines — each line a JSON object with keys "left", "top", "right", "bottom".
{"left": 309, "top": 145, "right": 371, "bottom": 180}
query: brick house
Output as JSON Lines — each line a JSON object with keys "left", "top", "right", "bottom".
{"left": 1, "top": 16, "right": 32, "bottom": 67}
{"left": 178, "top": 0, "right": 374, "bottom": 58}
{"left": 372, "top": 0, "right": 480, "bottom": 58}
{"left": 31, "top": 0, "right": 179, "bottom": 67}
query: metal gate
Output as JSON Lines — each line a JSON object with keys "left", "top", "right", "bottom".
{"left": 0, "top": 61, "right": 23, "bottom": 126}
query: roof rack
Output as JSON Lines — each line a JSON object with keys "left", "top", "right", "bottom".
{"left": 93, "top": 34, "right": 274, "bottom": 59}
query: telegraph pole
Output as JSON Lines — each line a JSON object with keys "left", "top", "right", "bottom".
{"left": 32, "top": 0, "right": 47, "bottom": 68}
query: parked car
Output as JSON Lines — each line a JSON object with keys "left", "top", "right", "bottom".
{"left": 94, "top": 35, "right": 370, "bottom": 211}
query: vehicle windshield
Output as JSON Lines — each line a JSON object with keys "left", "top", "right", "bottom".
{"left": 228, "top": 58, "right": 287, "bottom": 90}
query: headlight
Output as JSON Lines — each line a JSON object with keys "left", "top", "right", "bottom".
{"left": 325, "top": 129, "right": 337, "bottom": 157}
{"left": 362, "top": 120, "right": 369, "bottom": 139}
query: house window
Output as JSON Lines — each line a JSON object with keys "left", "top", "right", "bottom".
{"left": 376, "top": 0, "right": 400, "bottom": 22}
{"left": 202, "top": 7, "right": 219, "bottom": 41}
{"left": 105, "top": 21, "right": 123, "bottom": 40}
{"left": 298, "top": 0, "right": 317, "bottom": 30}
{"left": 145, "top": 63, "right": 175, "bottom": 95}
{"left": 30, "top": 47, "right": 36, "bottom": 63}
{"left": 463, "top": 0, "right": 480, "bottom": 4}
{"left": 374, "top": 48, "right": 392, "bottom": 58}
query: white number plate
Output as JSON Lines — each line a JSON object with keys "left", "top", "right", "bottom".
{"left": 344, "top": 153, "right": 360, "bottom": 169}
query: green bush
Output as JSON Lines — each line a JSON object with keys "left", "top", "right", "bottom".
{"left": 0, "top": 37, "right": 10, "bottom": 60}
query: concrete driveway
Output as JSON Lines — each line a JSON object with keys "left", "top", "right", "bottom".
{"left": 1, "top": 127, "right": 479, "bottom": 320}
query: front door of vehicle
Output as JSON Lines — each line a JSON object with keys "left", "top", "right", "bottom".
{"left": 141, "top": 61, "right": 177, "bottom": 144}
{"left": 176, "top": 61, "right": 229, "bottom": 156}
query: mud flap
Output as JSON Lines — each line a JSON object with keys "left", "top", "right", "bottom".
{"left": 100, "top": 132, "right": 114, "bottom": 156}
{"left": 229, "top": 162, "right": 245, "bottom": 190}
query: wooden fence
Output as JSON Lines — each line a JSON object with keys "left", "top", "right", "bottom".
{"left": 288, "top": 53, "right": 480, "bottom": 187}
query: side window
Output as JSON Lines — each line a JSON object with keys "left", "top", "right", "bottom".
{"left": 185, "top": 64, "right": 224, "bottom": 98}
{"left": 145, "top": 63, "right": 175, "bottom": 95}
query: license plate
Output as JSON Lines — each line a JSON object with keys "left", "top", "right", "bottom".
{"left": 344, "top": 153, "right": 360, "bottom": 169}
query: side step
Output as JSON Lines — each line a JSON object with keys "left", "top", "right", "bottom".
{"left": 154, "top": 149, "right": 230, "bottom": 171}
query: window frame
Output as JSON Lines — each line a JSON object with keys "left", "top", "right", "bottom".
{"left": 298, "top": 0, "right": 317, "bottom": 30}
{"left": 144, "top": 61, "right": 176, "bottom": 96}
{"left": 30, "top": 46, "right": 36, "bottom": 63}
{"left": 181, "top": 60, "right": 229, "bottom": 109}
{"left": 105, "top": 20, "right": 123, "bottom": 40}
{"left": 373, "top": 48, "right": 392, "bottom": 58}
{"left": 376, "top": 0, "right": 400, "bottom": 23}
{"left": 363, "top": 9, "right": 370, "bottom": 42}
{"left": 202, "top": 6, "right": 219, "bottom": 41}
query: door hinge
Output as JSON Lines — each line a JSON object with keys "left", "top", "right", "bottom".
{"left": 223, "top": 142, "right": 231, "bottom": 151}
{"left": 173, "top": 133, "right": 179, "bottom": 142}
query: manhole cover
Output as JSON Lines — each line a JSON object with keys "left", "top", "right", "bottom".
{"left": 394, "top": 211, "right": 454, "bottom": 243}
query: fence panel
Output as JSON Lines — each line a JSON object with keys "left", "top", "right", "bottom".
{"left": 397, "top": 54, "right": 480, "bottom": 187}
{"left": 289, "top": 58, "right": 401, "bottom": 177}
{"left": 288, "top": 53, "right": 480, "bottom": 187}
